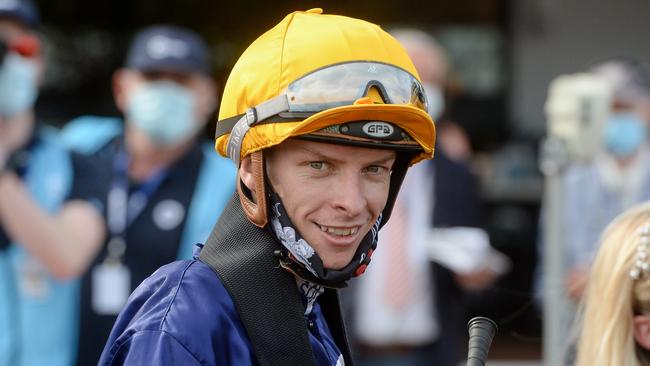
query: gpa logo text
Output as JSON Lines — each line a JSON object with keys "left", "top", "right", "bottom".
{"left": 362, "top": 122, "right": 394, "bottom": 138}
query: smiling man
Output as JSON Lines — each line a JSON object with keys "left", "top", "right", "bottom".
{"left": 264, "top": 140, "right": 395, "bottom": 270}
{"left": 99, "top": 8, "right": 436, "bottom": 366}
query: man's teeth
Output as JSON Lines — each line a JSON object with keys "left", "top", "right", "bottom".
{"left": 319, "top": 225, "right": 359, "bottom": 236}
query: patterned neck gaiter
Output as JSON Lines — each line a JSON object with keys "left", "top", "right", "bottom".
{"left": 268, "top": 189, "right": 380, "bottom": 288}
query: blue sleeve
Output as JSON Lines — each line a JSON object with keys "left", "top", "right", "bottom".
{"left": 60, "top": 115, "right": 122, "bottom": 154}
{"left": 67, "top": 151, "right": 112, "bottom": 214}
{"left": 102, "top": 330, "right": 202, "bottom": 366}
{"left": 98, "top": 261, "right": 257, "bottom": 366}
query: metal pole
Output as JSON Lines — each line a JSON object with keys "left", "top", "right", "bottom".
{"left": 540, "top": 136, "right": 571, "bottom": 366}
{"left": 540, "top": 73, "right": 611, "bottom": 366}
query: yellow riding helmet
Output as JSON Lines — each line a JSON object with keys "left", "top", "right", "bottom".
{"left": 215, "top": 8, "right": 436, "bottom": 167}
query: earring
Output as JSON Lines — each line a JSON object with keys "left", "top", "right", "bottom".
{"left": 630, "top": 225, "right": 650, "bottom": 280}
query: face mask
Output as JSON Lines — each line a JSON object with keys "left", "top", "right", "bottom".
{"left": 604, "top": 112, "right": 648, "bottom": 158}
{"left": 127, "top": 80, "right": 198, "bottom": 145}
{"left": 423, "top": 82, "right": 444, "bottom": 120}
{"left": 0, "top": 53, "right": 38, "bottom": 118}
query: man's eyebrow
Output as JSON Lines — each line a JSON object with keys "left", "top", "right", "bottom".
{"left": 368, "top": 154, "right": 397, "bottom": 166}
{"left": 299, "top": 147, "right": 395, "bottom": 165}
{"left": 299, "top": 147, "right": 343, "bottom": 163}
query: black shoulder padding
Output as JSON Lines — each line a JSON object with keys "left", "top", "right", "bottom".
{"left": 200, "top": 194, "right": 345, "bottom": 366}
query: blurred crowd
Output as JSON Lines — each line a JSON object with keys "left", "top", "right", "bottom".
{"left": 0, "top": 1, "right": 237, "bottom": 365}
{"left": 1, "top": 0, "right": 650, "bottom": 365}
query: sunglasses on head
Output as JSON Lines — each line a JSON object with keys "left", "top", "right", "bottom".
{"left": 0, "top": 33, "right": 40, "bottom": 62}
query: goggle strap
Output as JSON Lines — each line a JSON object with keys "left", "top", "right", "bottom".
{"left": 215, "top": 114, "right": 302, "bottom": 142}
{"left": 224, "top": 95, "right": 290, "bottom": 166}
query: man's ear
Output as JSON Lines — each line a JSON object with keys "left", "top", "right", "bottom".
{"left": 112, "top": 69, "right": 133, "bottom": 113}
{"left": 237, "top": 151, "right": 267, "bottom": 228}
{"left": 197, "top": 77, "right": 218, "bottom": 117}
{"left": 239, "top": 155, "right": 256, "bottom": 196}
{"left": 634, "top": 315, "right": 650, "bottom": 350}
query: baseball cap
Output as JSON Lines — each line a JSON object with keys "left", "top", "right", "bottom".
{"left": 126, "top": 25, "right": 210, "bottom": 75}
{"left": 589, "top": 59, "right": 650, "bottom": 104}
{"left": 0, "top": 0, "right": 39, "bottom": 28}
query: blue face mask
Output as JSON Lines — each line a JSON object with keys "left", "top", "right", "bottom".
{"left": 0, "top": 53, "right": 38, "bottom": 118}
{"left": 127, "top": 81, "right": 197, "bottom": 145}
{"left": 604, "top": 112, "right": 648, "bottom": 158}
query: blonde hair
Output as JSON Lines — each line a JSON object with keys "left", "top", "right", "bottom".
{"left": 576, "top": 201, "right": 650, "bottom": 366}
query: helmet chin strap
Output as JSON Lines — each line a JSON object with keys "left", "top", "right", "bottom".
{"left": 378, "top": 152, "right": 412, "bottom": 228}
{"left": 238, "top": 151, "right": 268, "bottom": 228}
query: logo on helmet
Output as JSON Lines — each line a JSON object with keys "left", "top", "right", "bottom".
{"left": 362, "top": 122, "right": 394, "bottom": 138}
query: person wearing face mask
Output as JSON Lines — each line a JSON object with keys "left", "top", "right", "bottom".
{"left": 61, "top": 25, "right": 236, "bottom": 365}
{"left": 391, "top": 29, "right": 472, "bottom": 164}
{"left": 558, "top": 59, "right": 650, "bottom": 303}
{"left": 0, "top": 1, "right": 110, "bottom": 365}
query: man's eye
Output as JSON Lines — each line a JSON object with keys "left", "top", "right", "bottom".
{"left": 365, "top": 165, "right": 386, "bottom": 174}
{"left": 309, "top": 161, "right": 324, "bottom": 170}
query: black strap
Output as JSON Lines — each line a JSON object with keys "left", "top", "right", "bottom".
{"left": 214, "top": 114, "right": 243, "bottom": 139}
{"left": 200, "top": 194, "right": 355, "bottom": 366}
{"left": 214, "top": 114, "right": 303, "bottom": 140}
{"left": 378, "top": 152, "right": 412, "bottom": 227}
{"left": 214, "top": 95, "right": 295, "bottom": 141}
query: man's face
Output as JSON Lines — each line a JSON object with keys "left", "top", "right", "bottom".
{"left": 265, "top": 139, "right": 396, "bottom": 270}
{"left": 0, "top": 19, "right": 41, "bottom": 147}
{"left": 114, "top": 69, "right": 217, "bottom": 128}
{"left": 0, "top": 18, "right": 42, "bottom": 78}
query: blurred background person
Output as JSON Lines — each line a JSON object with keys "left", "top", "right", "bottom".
{"left": 576, "top": 201, "right": 650, "bottom": 366}
{"left": 561, "top": 59, "right": 650, "bottom": 302}
{"left": 395, "top": 28, "right": 473, "bottom": 163}
{"left": 342, "top": 28, "right": 508, "bottom": 366}
{"left": 61, "top": 25, "right": 237, "bottom": 365}
{"left": 0, "top": 0, "right": 108, "bottom": 365}
{"left": 534, "top": 59, "right": 650, "bottom": 364}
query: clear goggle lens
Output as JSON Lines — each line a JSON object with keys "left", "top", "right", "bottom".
{"left": 220, "top": 61, "right": 429, "bottom": 166}
{"left": 284, "top": 61, "right": 428, "bottom": 113}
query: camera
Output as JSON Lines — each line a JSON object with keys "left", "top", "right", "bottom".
{"left": 545, "top": 73, "right": 612, "bottom": 161}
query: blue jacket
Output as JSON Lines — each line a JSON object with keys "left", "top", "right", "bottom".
{"left": 0, "top": 127, "right": 76, "bottom": 366}
{"left": 98, "top": 248, "right": 344, "bottom": 366}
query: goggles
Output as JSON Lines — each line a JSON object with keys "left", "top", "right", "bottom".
{"left": 285, "top": 61, "right": 428, "bottom": 112}
{"left": 217, "top": 61, "right": 429, "bottom": 165}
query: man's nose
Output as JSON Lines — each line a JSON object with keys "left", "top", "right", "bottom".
{"left": 331, "top": 171, "right": 367, "bottom": 217}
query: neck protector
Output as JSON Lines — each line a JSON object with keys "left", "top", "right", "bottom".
{"left": 199, "top": 194, "right": 353, "bottom": 366}
{"left": 267, "top": 189, "right": 379, "bottom": 288}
